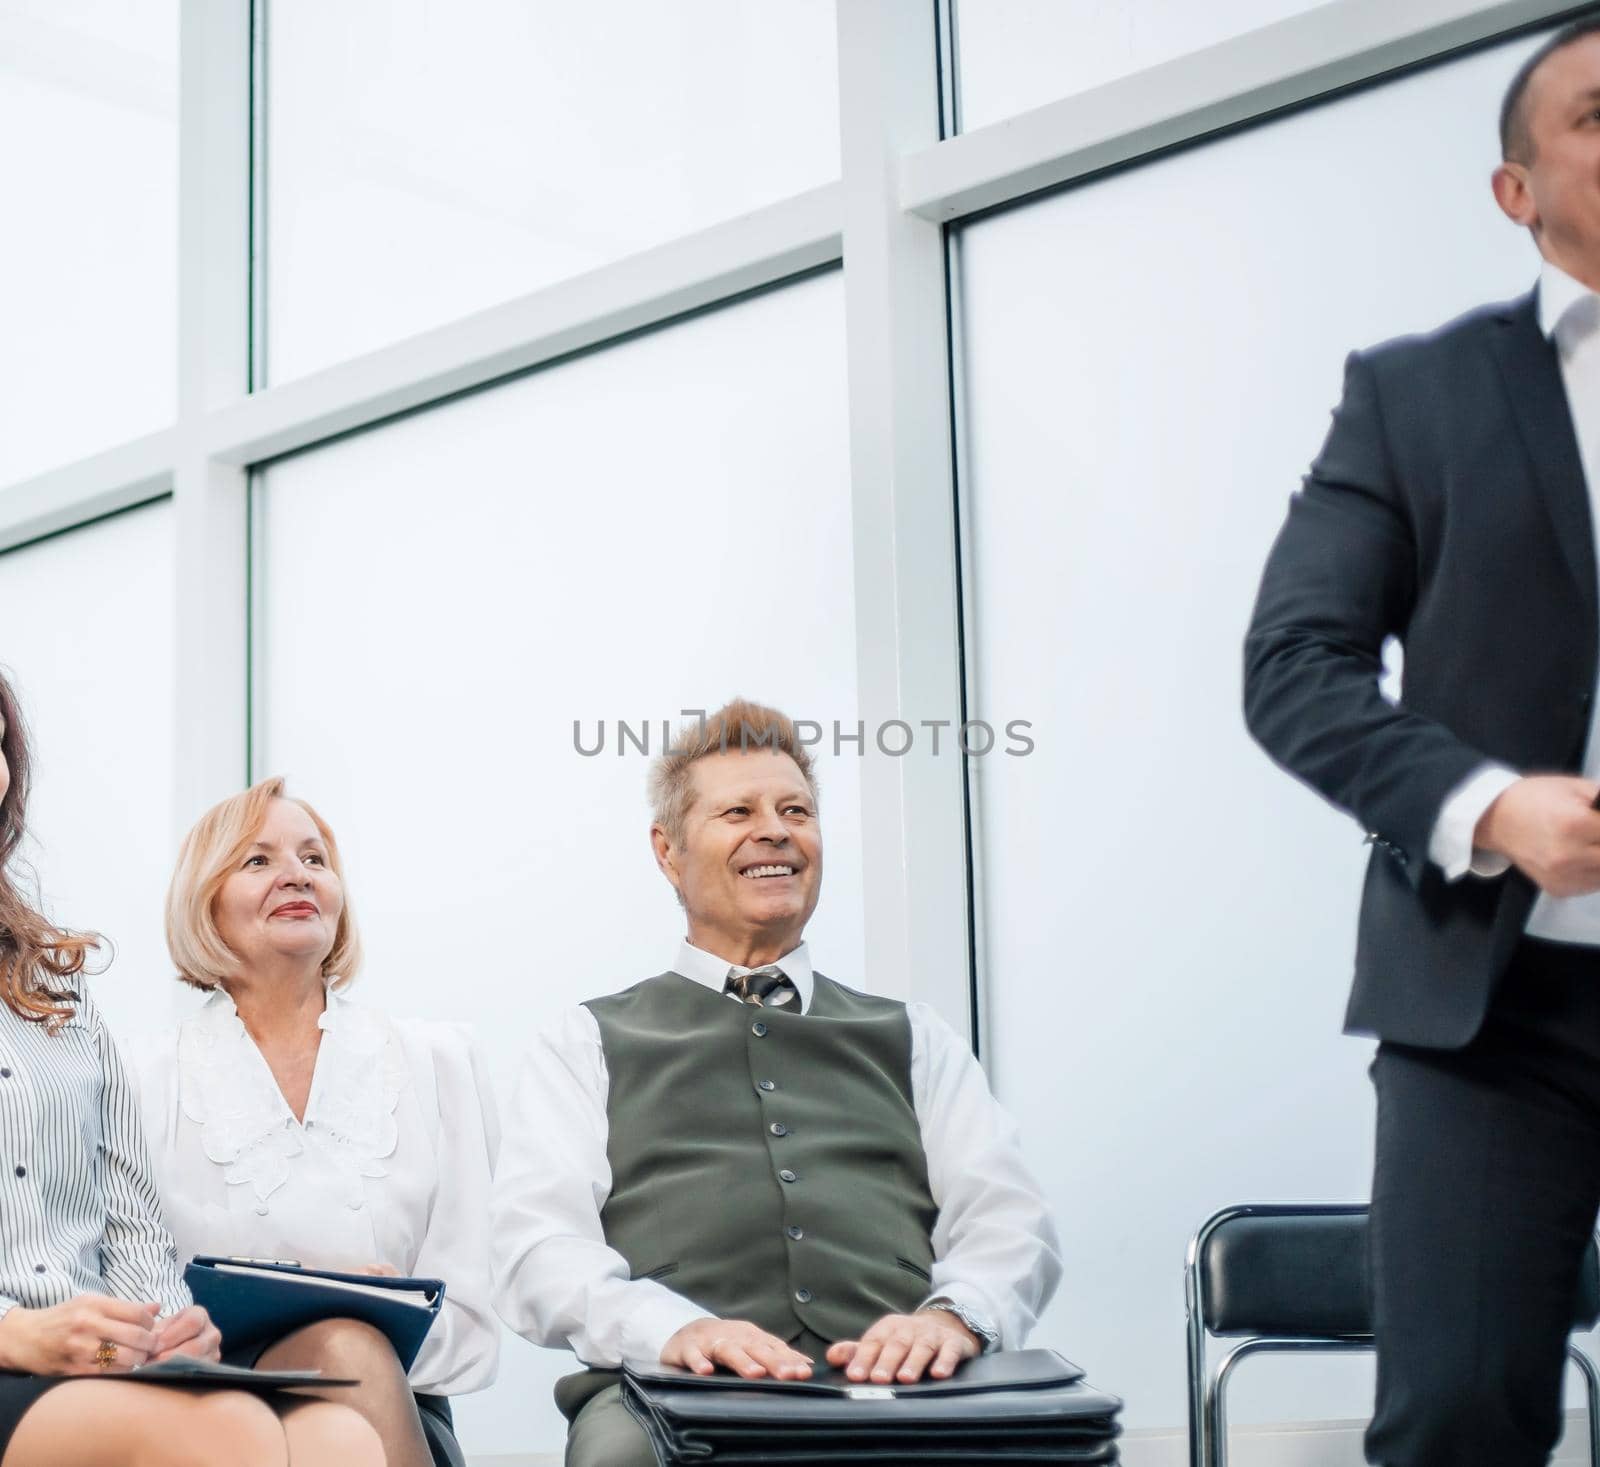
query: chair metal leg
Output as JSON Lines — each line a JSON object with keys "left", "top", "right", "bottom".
{"left": 1567, "top": 1342, "right": 1600, "bottom": 1467}
{"left": 1206, "top": 1347, "right": 1251, "bottom": 1467}
{"left": 1203, "top": 1369, "right": 1225, "bottom": 1467}
{"left": 1186, "top": 1279, "right": 1208, "bottom": 1467}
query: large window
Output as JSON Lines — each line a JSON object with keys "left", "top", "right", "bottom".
{"left": 263, "top": 0, "right": 841, "bottom": 383}
{"left": 252, "top": 270, "right": 858, "bottom": 1454}
{"left": 956, "top": 30, "right": 1559, "bottom": 1433}
{"left": 952, "top": 0, "right": 1328, "bottom": 131}
{"left": 0, "top": 501, "right": 177, "bottom": 1042}
{"left": 6, "top": 0, "right": 1582, "bottom": 1457}
{"left": 0, "top": 0, "right": 178, "bottom": 486}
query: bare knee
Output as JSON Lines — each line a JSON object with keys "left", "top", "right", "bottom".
{"left": 280, "top": 1401, "right": 384, "bottom": 1467}
{"left": 149, "top": 1391, "right": 286, "bottom": 1467}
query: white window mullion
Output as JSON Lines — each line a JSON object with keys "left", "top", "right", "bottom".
{"left": 174, "top": 0, "right": 251, "bottom": 827}
{"left": 0, "top": 433, "right": 177, "bottom": 554}
{"left": 837, "top": 0, "right": 974, "bottom": 1044}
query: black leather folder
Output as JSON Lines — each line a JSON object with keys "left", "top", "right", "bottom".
{"left": 621, "top": 1348, "right": 1122, "bottom": 1464}
{"left": 127, "top": 1358, "right": 357, "bottom": 1391}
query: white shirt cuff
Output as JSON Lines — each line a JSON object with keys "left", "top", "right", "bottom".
{"left": 616, "top": 1288, "right": 715, "bottom": 1373}
{"left": 1428, "top": 764, "right": 1520, "bottom": 880}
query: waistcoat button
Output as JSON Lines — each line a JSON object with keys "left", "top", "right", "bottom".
{"left": 779, "top": 1168, "right": 797, "bottom": 1183}
{"left": 752, "top": 1022, "right": 768, "bottom": 1037}
{"left": 787, "top": 1225, "right": 804, "bottom": 1240}
{"left": 758, "top": 1080, "right": 776, "bottom": 1092}
{"left": 769, "top": 1122, "right": 788, "bottom": 1137}
{"left": 794, "top": 1288, "right": 813, "bottom": 1304}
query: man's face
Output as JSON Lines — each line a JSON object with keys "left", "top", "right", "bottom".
{"left": 652, "top": 749, "right": 822, "bottom": 956}
{"left": 1495, "top": 34, "right": 1600, "bottom": 283}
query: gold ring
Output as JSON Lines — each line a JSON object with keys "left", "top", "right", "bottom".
{"left": 94, "top": 1339, "right": 118, "bottom": 1371}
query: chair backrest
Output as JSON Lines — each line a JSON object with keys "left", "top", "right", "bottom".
{"left": 1194, "top": 1203, "right": 1600, "bottom": 1338}
{"left": 1197, "top": 1206, "right": 1370, "bottom": 1337}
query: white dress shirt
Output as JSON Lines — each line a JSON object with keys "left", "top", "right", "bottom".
{"left": 1429, "top": 260, "right": 1600, "bottom": 942}
{"left": 135, "top": 986, "right": 501, "bottom": 1394}
{"left": 0, "top": 988, "right": 188, "bottom": 1319}
{"left": 491, "top": 940, "right": 1062, "bottom": 1371}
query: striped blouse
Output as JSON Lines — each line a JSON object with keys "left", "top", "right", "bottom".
{"left": 0, "top": 987, "right": 188, "bottom": 1318}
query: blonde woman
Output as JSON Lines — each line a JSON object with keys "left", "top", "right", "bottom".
{"left": 0, "top": 675, "right": 380, "bottom": 1467}
{"left": 137, "top": 777, "right": 499, "bottom": 1467}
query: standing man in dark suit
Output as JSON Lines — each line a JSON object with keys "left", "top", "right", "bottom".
{"left": 1244, "top": 18, "right": 1600, "bottom": 1466}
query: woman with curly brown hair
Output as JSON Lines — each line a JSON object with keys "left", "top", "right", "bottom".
{"left": 0, "top": 671, "right": 382, "bottom": 1467}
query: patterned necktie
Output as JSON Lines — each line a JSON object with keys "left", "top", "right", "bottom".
{"left": 724, "top": 964, "right": 798, "bottom": 1009}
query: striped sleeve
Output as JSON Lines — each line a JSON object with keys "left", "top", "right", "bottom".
{"left": 91, "top": 1007, "right": 190, "bottom": 1314}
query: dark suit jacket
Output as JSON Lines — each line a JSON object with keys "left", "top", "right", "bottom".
{"left": 1244, "top": 287, "right": 1592, "bottom": 1049}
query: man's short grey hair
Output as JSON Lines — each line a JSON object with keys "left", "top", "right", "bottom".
{"left": 649, "top": 698, "right": 819, "bottom": 844}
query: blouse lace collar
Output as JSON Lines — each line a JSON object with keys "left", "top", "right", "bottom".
{"left": 177, "top": 985, "right": 407, "bottom": 1214}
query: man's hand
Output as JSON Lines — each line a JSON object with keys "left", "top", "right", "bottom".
{"left": 151, "top": 1305, "right": 223, "bottom": 1364}
{"left": 0, "top": 1297, "right": 161, "bottom": 1375}
{"left": 825, "top": 1309, "right": 980, "bottom": 1384}
{"left": 660, "top": 1318, "right": 813, "bottom": 1380}
{"left": 1475, "top": 775, "right": 1600, "bottom": 895}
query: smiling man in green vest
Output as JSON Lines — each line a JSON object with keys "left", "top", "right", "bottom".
{"left": 492, "top": 698, "right": 1062, "bottom": 1467}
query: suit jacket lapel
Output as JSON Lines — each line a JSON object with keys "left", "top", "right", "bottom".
{"left": 1489, "top": 289, "right": 1596, "bottom": 628}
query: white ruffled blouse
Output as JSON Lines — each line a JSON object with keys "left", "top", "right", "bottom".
{"left": 135, "top": 987, "right": 500, "bottom": 1395}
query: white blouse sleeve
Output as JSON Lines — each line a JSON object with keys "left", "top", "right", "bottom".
{"left": 403, "top": 1022, "right": 501, "bottom": 1395}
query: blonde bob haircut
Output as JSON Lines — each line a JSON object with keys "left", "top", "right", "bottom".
{"left": 166, "top": 775, "right": 362, "bottom": 992}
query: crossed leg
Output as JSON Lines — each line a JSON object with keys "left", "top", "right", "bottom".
{"left": 257, "top": 1316, "right": 434, "bottom": 1467}
{"left": 1, "top": 1379, "right": 382, "bottom": 1467}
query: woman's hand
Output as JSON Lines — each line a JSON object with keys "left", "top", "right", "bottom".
{"left": 0, "top": 1296, "right": 161, "bottom": 1375}
{"left": 352, "top": 1263, "right": 399, "bottom": 1277}
{"left": 151, "top": 1305, "right": 222, "bottom": 1364}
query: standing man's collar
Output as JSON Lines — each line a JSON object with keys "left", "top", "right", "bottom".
{"left": 672, "top": 938, "right": 815, "bottom": 1014}
{"left": 1539, "top": 258, "right": 1600, "bottom": 350}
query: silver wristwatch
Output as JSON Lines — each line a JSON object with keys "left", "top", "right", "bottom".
{"left": 922, "top": 1298, "right": 999, "bottom": 1352}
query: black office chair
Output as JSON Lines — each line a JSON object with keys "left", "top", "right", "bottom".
{"left": 1184, "top": 1202, "right": 1600, "bottom": 1467}
{"left": 417, "top": 1395, "right": 466, "bottom": 1467}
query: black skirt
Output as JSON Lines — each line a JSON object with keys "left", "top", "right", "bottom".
{"left": 0, "top": 1371, "right": 72, "bottom": 1456}
{"left": 0, "top": 1361, "right": 461, "bottom": 1467}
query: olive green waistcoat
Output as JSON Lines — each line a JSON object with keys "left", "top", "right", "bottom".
{"left": 585, "top": 970, "right": 938, "bottom": 1345}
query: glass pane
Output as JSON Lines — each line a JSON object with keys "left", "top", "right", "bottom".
{"left": 0, "top": 501, "right": 176, "bottom": 1043}
{"left": 957, "top": 33, "right": 1552, "bottom": 1432}
{"left": 0, "top": 0, "right": 178, "bottom": 487}
{"left": 264, "top": 0, "right": 840, "bottom": 383}
{"left": 253, "top": 272, "right": 856, "bottom": 1455}
{"left": 955, "top": 0, "right": 1330, "bottom": 131}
